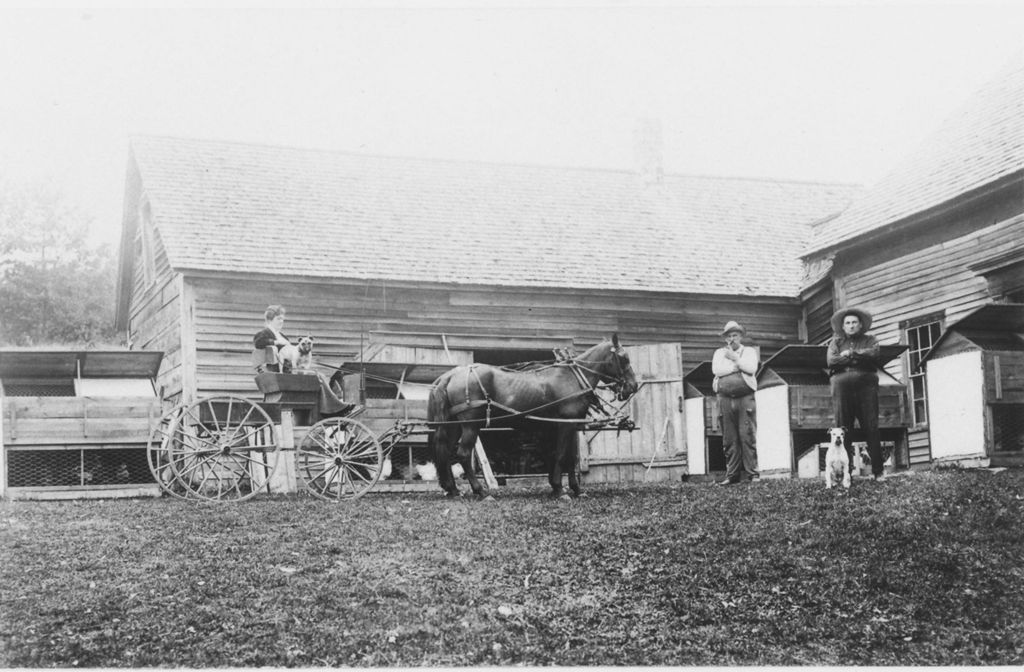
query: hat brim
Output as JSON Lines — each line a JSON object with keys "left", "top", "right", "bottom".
{"left": 831, "top": 308, "right": 873, "bottom": 334}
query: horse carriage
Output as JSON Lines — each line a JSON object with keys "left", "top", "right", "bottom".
{"left": 145, "top": 335, "right": 639, "bottom": 502}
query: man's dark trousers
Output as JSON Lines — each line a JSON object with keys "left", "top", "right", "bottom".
{"left": 831, "top": 370, "right": 883, "bottom": 477}
{"left": 719, "top": 393, "right": 757, "bottom": 481}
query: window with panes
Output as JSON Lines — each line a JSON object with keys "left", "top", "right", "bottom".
{"left": 905, "top": 318, "right": 943, "bottom": 426}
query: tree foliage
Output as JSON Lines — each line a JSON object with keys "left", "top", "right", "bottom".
{"left": 0, "top": 181, "right": 118, "bottom": 346}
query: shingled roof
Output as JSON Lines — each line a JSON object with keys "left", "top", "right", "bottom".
{"left": 807, "top": 51, "right": 1024, "bottom": 255}
{"left": 128, "top": 135, "right": 860, "bottom": 297}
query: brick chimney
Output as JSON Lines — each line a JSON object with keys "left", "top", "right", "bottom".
{"left": 633, "top": 118, "right": 663, "bottom": 185}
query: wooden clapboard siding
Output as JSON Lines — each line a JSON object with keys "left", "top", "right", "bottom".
{"left": 800, "top": 278, "right": 834, "bottom": 345}
{"left": 908, "top": 428, "right": 931, "bottom": 467}
{"left": 836, "top": 214, "right": 1023, "bottom": 334}
{"left": 365, "top": 345, "right": 472, "bottom": 366}
{"left": 123, "top": 212, "right": 183, "bottom": 403}
{"left": 836, "top": 214, "right": 1023, "bottom": 365}
{"left": 183, "top": 275, "right": 804, "bottom": 399}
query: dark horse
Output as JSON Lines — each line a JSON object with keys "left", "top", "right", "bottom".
{"left": 427, "top": 334, "right": 639, "bottom": 498}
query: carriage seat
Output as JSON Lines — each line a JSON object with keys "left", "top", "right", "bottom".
{"left": 252, "top": 346, "right": 359, "bottom": 418}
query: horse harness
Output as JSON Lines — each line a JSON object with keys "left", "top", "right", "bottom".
{"left": 446, "top": 361, "right": 613, "bottom": 427}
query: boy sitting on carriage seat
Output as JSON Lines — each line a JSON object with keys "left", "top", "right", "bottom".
{"left": 252, "top": 305, "right": 353, "bottom": 416}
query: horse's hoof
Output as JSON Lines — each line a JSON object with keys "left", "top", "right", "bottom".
{"left": 558, "top": 493, "right": 572, "bottom": 502}
{"left": 443, "top": 490, "right": 462, "bottom": 499}
{"left": 482, "top": 495, "right": 496, "bottom": 502}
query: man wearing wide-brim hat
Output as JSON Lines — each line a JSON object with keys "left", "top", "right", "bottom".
{"left": 826, "top": 307, "right": 885, "bottom": 481}
{"left": 711, "top": 320, "right": 759, "bottom": 484}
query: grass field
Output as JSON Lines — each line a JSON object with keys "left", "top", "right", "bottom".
{"left": 2, "top": 468, "right": 1023, "bottom": 666}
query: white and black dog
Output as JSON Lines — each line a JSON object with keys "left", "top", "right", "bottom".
{"left": 825, "top": 426, "right": 851, "bottom": 489}
{"left": 279, "top": 335, "right": 314, "bottom": 373}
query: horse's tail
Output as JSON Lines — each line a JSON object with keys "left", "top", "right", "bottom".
{"left": 427, "top": 369, "right": 457, "bottom": 492}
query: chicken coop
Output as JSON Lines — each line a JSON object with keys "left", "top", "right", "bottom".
{"left": 0, "top": 349, "right": 164, "bottom": 500}
{"left": 920, "top": 303, "right": 1024, "bottom": 467}
{"left": 682, "top": 361, "right": 725, "bottom": 479}
{"left": 754, "top": 344, "right": 910, "bottom": 479}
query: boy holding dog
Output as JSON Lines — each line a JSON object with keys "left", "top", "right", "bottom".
{"left": 827, "top": 307, "right": 885, "bottom": 481}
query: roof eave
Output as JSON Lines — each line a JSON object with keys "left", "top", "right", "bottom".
{"left": 801, "top": 170, "right": 1024, "bottom": 260}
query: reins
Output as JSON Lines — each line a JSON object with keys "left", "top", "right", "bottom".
{"left": 313, "top": 347, "right": 637, "bottom": 431}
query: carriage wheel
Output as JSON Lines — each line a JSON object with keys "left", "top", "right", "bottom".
{"left": 147, "top": 396, "right": 280, "bottom": 502}
{"left": 297, "top": 417, "right": 383, "bottom": 501}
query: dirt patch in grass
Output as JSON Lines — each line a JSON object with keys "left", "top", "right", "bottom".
{"left": 2, "top": 469, "right": 1023, "bottom": 666}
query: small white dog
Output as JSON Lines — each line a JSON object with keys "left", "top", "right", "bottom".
{"left": 825, "top": 427, "right": 851, "bottom": 489}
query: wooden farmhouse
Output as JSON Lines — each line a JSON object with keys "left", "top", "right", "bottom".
{"left": 114, "top": 135, "right": 859, "bottom": 484}
{"left": 800, "top": 52, "right": 1024, "bottom": 468}
{"left": 111, "top": 52, "right": 1023, "bottom": 484}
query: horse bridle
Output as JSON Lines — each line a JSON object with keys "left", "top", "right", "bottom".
{"left": 572, "top": 345, "right": 635, "bottom": 400}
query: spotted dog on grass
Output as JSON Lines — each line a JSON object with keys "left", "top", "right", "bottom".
{"left": 825, "top": 426, "right": 851, "bottom": 489}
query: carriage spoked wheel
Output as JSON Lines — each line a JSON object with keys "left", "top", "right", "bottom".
{"left": 297, "top": 417, "right": 384, "bottom": 501}
{"left": 147, "top": 395, "right": 280, "bottom": 502}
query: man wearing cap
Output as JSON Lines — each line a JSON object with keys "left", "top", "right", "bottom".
{"left": 827, "top": 307, "right": 885, "bottom": 481}
{"left": 712, "top": 321, "right": 759, "bottom": 484}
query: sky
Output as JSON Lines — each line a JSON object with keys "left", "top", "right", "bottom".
{"left": 2, "top": 1, "right": 1023, "bottom": 249}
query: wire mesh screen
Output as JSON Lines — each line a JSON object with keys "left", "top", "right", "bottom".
{"left": 991, "top": 403, "right": 1024, "bottom": 453}
{"left": 6, "top": 448, "right": 155, "bottom": 488}
{"left": 3, "top": 381, "right": 76, "bottom": 396}
{"left": 365, "top": 384, "right": 400, "bottom": 400}
{"left": 385, "top": 444, "right": 443, "bottom": 481}
{"left": 83, "top": 448, "right": 155, "bottom": 485}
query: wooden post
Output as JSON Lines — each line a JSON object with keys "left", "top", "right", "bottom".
{"left": 994, "top": 354, "right": 1003, "bottom": 400}
{"left": 178, "top": 276, "right": 197, "bottom": 406}
{"left": 474, "top": 438, "right": 499, "bottom": 490}
{"left": 644, "top": 417, "right": 671, "bottom": 481}
{"left": 268, "top": 409, "right": 298, "bottom": 493}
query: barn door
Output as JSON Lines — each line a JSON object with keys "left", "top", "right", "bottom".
{"left": 582, "top": 343, "right": 686, "bottom": 483}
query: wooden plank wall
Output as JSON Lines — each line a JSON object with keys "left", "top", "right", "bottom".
{"left": 801, "top": 280, "right": 834, "bottom": 345}
{"left": 829, "top": 205, "right": 1024, "bottom": 466}
{"left": 3, "top": 397, "right": 159, "bottom": 448}
{"left": 184, "top": 275, "right": 804, "bottom": 400}
{"left": 986, "top": 352, "right": 1024, "bottom": 403}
